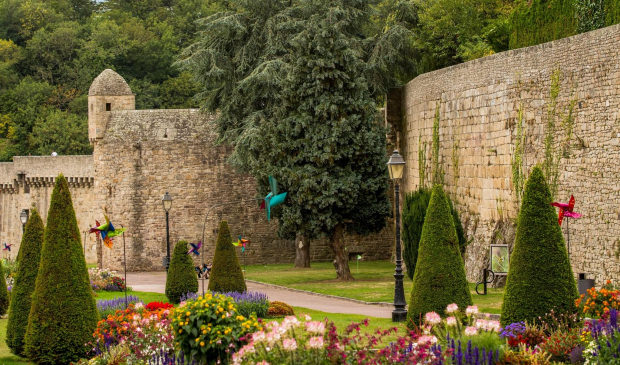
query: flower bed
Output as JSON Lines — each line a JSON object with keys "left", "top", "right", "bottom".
{"left": 89, "top": 268, "right": 128, "bottom": 292}
{"left": 96, "top": 295, "right": 141, "bottom": 319}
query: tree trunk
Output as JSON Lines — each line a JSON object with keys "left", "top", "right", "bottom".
{"left": 330, "top": 223, "right": 353, "bottom": 280}
{"left": 294, "top": 234, "right": 310, "bottom": 268}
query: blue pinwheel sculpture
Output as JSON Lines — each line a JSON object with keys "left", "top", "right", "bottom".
{"left": 188, "top": 241, "right": 202, "bottom": 256}
{"left": 259, "top": 176, "right": 287, "bottom": 221}
{"left": 89, "top": 215, "right": 126, "bottom": 249}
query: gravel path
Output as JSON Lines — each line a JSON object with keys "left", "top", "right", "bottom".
{"left": 126, "top": 272, "right": 392, "bottom": 318}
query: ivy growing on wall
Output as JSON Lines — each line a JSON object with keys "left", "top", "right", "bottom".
{"left": 431, "top": 103, "right": 444, "bottom": 185}
{"left": 511, "top": 103, "right": 526, "bottom": 205}
{"left": 418, "top": 135, "right": 427, "bottom": 189}
{"left": 452, "top": 139, "right": 460, "bottom": 188}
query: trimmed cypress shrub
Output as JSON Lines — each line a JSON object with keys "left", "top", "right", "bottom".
{"left": 208, "top": 221, "right": 246, "bottom": 293}
{"left": 165, "top": 240, "right": 198, "bottom": 304}
{"left": 407, "top": 185, "right": 472, "bottom": 327}
{"left": 501, "top": 166, "right": 578, "bottom": 325}
{"left": 24, "top": 174, "right": 98, "bottom": 364}
{"left": 402, "top": 189, "right": 466, "bottom": 280}
{"left": 6, "top": 208, "right": 44, "bottom": 356}
{"left": 0, "top": 260, "right": 8, "bottom": 316}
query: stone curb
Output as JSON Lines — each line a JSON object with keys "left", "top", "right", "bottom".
{"left": 245, "top": 279, "right": 394, "bottom": 308}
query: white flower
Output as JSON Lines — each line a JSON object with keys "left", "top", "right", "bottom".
{"left": 307, "top": 336, "right": 324, "bottom": 349}
{"left": 424, "top": 311, "right": 442, "bottom": 325}
{"left": 305, "top": 321, "right": 326, "bottom": 334}
{"left": 282, "top": 338, "right": 297, "bottom": 351}
{"left": 446, "top": 303, "right": 459, "bottom": 313}
{"left": 446, "top": 316, "right": 457, "bottom": 327}
{"left": 464, "top": 326, "right": 478, "bottom": 336}
{"left": 465, "top": 305, "right": 479, "bottom": 316}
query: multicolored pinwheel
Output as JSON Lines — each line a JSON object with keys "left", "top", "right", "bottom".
{"left": 3, "top": 243, "right": 12, "bottom": 251}
{"left": 232, "top": 235, "right": 250, "bottom": 253}
{"left": 195, "top": 263, "right": 211, "bottom": 278}
{"left": 551, "top": 195, "right": 582, "bottom": 226}
{"left": 89, "top": 215, "right": 126, "bottom": 248}
{"left": 188, "top": 241, "right": 202, "bottom": 256}
{"left": 260, "top": 176, "right": 287, "bottom": 221}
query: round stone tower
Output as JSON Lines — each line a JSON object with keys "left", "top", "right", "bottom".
{"left": 88, "top": 69, "right": 135, "bottom": 144}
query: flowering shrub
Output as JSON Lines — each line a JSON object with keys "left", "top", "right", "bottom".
{"left": 91, "top": 303, "right": 174, "bottom": 361}
{"left": 180, "top": 291, "right": 198, "bottom": 302}
{"left": 89, "top": 268, "right": 128, "bottom": 292}
{"left": 538, "top": 328, "right": 581, "bottom": 362}
{"left": 145, "top": 301, "right": 174, "bottom": 311}
{"left": 499, "top": 321, "right": 546, "bottom": 348}
{"left": 96, "top": 295, "right": 141, "bottom": 319}
{"left": 575, "top": 280, "right": 619, "bottom": 319}
{"left": 171, "top": 292, "right": 261, "bottom": 363}
{"left": 267, "top": 300, "right": 294, "bottom": 317}
{"left": 221, "top": 291, "right": 269, "bottom": 318}
{"left": 582, "top": 308, "right": 619, "bottom": 364}
{"left": 498, "top": 343, "right": 553, "bottom": 364}
{"left": 423, "top": 304, "right": 501, "bottom": 344}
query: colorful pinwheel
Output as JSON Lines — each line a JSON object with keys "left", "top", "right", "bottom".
{"left": 188, "top": 241, "right": 202, "bottom": 256}
{"left": 3, "top": 243, "right": 12, "bottom": 251}
{"left": 195, "top": 263, "right": 211, "bottom": 278}
{"left": 89, "top": 215, "right": 126, "bottom": 249}
{"left": 260, "top": 176, "right": 287, "bottom": 221}
{"left": 551, "top": 195, "right": 582, "bottom": 226}
{"left": 232, "top": 235, "right": 250, "bottom": 253}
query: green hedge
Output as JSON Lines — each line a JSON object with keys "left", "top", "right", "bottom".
{"left": 500, "top": 166, "right": 578, "bottom": 325}
{"left": 24, "top": 174, "right": 98, "bottom": 364}
{"left": 6, "top": 208, "right": 44, "bottom": 356}
{"left": 407, "top": 185, "right": 472, "bottom": 327}
{"left": 208, "top": 221, "right": 246, "bottom": 293}
{"left": 0, "top": 260, "right": 8, "bottom": 316}
{"left": 165, "top": 240, "right": 198, "bottom": 304}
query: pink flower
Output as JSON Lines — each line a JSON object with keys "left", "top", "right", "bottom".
{"left": 465, "top": 305, "right": 479, "bottom": 316}
{"left": 282, "top": 338, "right": 297, "bottom": 351}
{"left": 305, "top": 321, "right": 326, "bottom": 334}
{"left": 304, "top": 314, "right": 312, "bottom": 321}
{"left": 307, "top": 336, "right": 324, "bottom": 349}
{"left": 417, "top": 335, "right": 438, "bottom": 345}
{"left": 252, "top": 331, "right": 266, "bottom": 343}
{"left": 464, "top": 326, "right": 478, "bottom": 336}
{"left": 446, "top": 303, "right": 459, "bottom": 313}
{"left": 446, "top": 316, "right": 457, "bottom": 326}
{"left": 424, "top": 311, "right": 442, "bottom": 325}
{"left": 256, "top": 361, "right": 270, "bottom": 365}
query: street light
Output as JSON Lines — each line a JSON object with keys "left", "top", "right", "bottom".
{"left": 387, "top": 150, "right": 407, "bottom": 322}
{"left": 19, "top": 209, "right": 29, "bottom": 233}
{"left": 162, "top": 192, "right": 172, "bottom": 271}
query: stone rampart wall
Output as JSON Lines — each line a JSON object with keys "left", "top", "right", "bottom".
{"left": 396, "top": 24, "right": 620, "bottom": 284}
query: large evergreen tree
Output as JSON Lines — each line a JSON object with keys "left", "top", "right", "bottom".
{"left": 501, "top": 166, "right": 578, "bottom": 325}
{"left": 6, "top": 208, "right": 44, "bottom": 356}
{"left": 181, "top": 0, "right": 416, "bottom": 279}
{"left": 24, "top": 174, "right": 98, "bottom": 364}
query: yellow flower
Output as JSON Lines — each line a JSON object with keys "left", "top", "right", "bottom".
{"left": 196, "top": 338, "right": 200, "bottom": 342}
{"left": 202, "top": 329, "right": 207, "bottom": 334}
{"left": 200, "top": 341, "right": 205, "bottom": 347}
{"left": 186, "top": 311, "right": 191, "bottom": 316}
{"left": 222, "top": 315, "right": 226, "bottom": 319}
{"left": 178, "top": 329, "right": 183, "bottom": 334}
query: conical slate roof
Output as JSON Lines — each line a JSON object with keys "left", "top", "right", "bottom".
{"left": 88, "top": 69, "right": 133, "bottom": 96}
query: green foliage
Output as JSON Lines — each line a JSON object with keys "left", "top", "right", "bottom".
{"left": 431, "top": 103, "right": 443, "bottom": 185}
{"left": 267, "top": 301, "right": 295, "bottom": 317}
{"left": 511, "top": 103, "right": 526, "bottom": 205}
{"left": 165, "top": 240, "right": 199, "bottom": 304}
{"left": 500, "top": 166, "right": 578, "bottom": 326}
{"left": 208, "top": 221, "right": 246, "bottom": 293}
{"left": 6, "top": 208, "right": 44, "bottom": 356}
{"left": 24, "top": 174, "right": 98, "bottom": 364}
{"left": 0, "top": 260, "right": 8, "bottom": 316}
{"left": 402, "top": 188, "right": 431, "bottom": 280}
{"left": 407, "top": 185, "right": 472, "bottom": 327}
{"left": 418, "top": 136, "right": 427, "bottom": 188}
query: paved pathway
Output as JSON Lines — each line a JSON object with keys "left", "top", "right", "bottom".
{"left": 126, "top": 272, "right": 392, "bottom": 318}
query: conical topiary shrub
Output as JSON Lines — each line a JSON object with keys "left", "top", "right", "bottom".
{"left": 208, "top": 221, "right": 246, "bottom": 293}
{"left": 0, "top": 260, "right": 8, "bottom": 316}
{"left": 407, "top": 185, "right": 472, "bottom": 327}
{"left": 24, "top": 174, "right": 98, "bottom": 364}
{"left": 6, "top": 208, "right": 44, "bottom": 356}
{"left": 165, "top": 240, "right": 198, "bottom": 304}
{"left": 501, "top": 166, "right": 578, "bottom": 325}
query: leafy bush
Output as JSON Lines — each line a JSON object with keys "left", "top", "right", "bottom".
{"left": 501, "top": 166, "right": 578, "bottom": 326}
{"left": 24, "top": 174, "right": 98, "bottom": 364}
{"left": 165, "top": 240, "right": 198, "bottom": 304}
{"left": 0, "top": 260, "right": 8, "bottom": 316}
{"left": 96, "top": 295, "right": 142, "bottom": 319}
{"left": 575, "top": 280, "right": 619, "bottom": 319}
{"left": 222, "top": 291, "right": 269, "bottom": 318}
{"left": 208, "top": 221, "right": 246, "bottom": 293}
{"left": 407, "top": 185, "right": 472, "bottom": 327}
{"left": 402, "top": 189, "right": 466, "bottom": 280}
{"left": 498, "top": 343, "right": 553, "bottom": 364}
{"left": 539, "top": 328, "right": 581, "bottom": 362}
{"left": 6, "top": 208, "right": 44, "bottom": 356}
{"left": 267, "top": 301, "right": 295, "bottom": 317}
{"left": 171, "top": 292, "right": 261, "bottom": 363}
{"left": 1, "top": 258, "right": 18, "bottom": 287}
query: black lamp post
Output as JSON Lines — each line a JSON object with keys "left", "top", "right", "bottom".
{"left": 387, "top": 150, "right": 407, "bottom": 322}
{"left": 19, "top": 209, "right": 29, "bottom": 233}
{"left": 162, "top": 192, "right": 172, "bottom": 271}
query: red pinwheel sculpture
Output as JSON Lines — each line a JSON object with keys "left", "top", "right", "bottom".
{"left": 188, "top": 241, "right": 202, "bottom": 256}
{"left": 89, "top": 215, "right": 126, "bottom": 249}
{"left": 551, "top": 195, "right": 582, "bottom": 226}
{"left": 3, "top": 243, "right": 12, "bottom": 251}
{"left": 232, "top": 235, "right": 249, "bottom": 253}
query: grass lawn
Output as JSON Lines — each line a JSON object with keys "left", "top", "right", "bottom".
{"left": 244, "top": 261, "right": 504, "bottom": 314}
{"left": 0, "top": 319, "right": 33, "bottom": 365}
{"left": 94, "top": 290, "right": 168, "bottom": 303}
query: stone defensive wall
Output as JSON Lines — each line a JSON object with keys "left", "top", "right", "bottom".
{"left": 389, "top": 24, "right": 620, "bottom": 284}
{"left": 0, "top": 156, "right": 98, "bottom": 263}
{"left": 93, "top": 109, "right": 394, "bottom": 271}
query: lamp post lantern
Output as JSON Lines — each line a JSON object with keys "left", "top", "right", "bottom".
{"left": 387, "top": 150, "right": 407, "bottom": 322}
{"left": 19, "top": 209, "right": 29, "bottom": 233}
{"left": 162, "top": 192, "right": 172, "bottom": 271}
